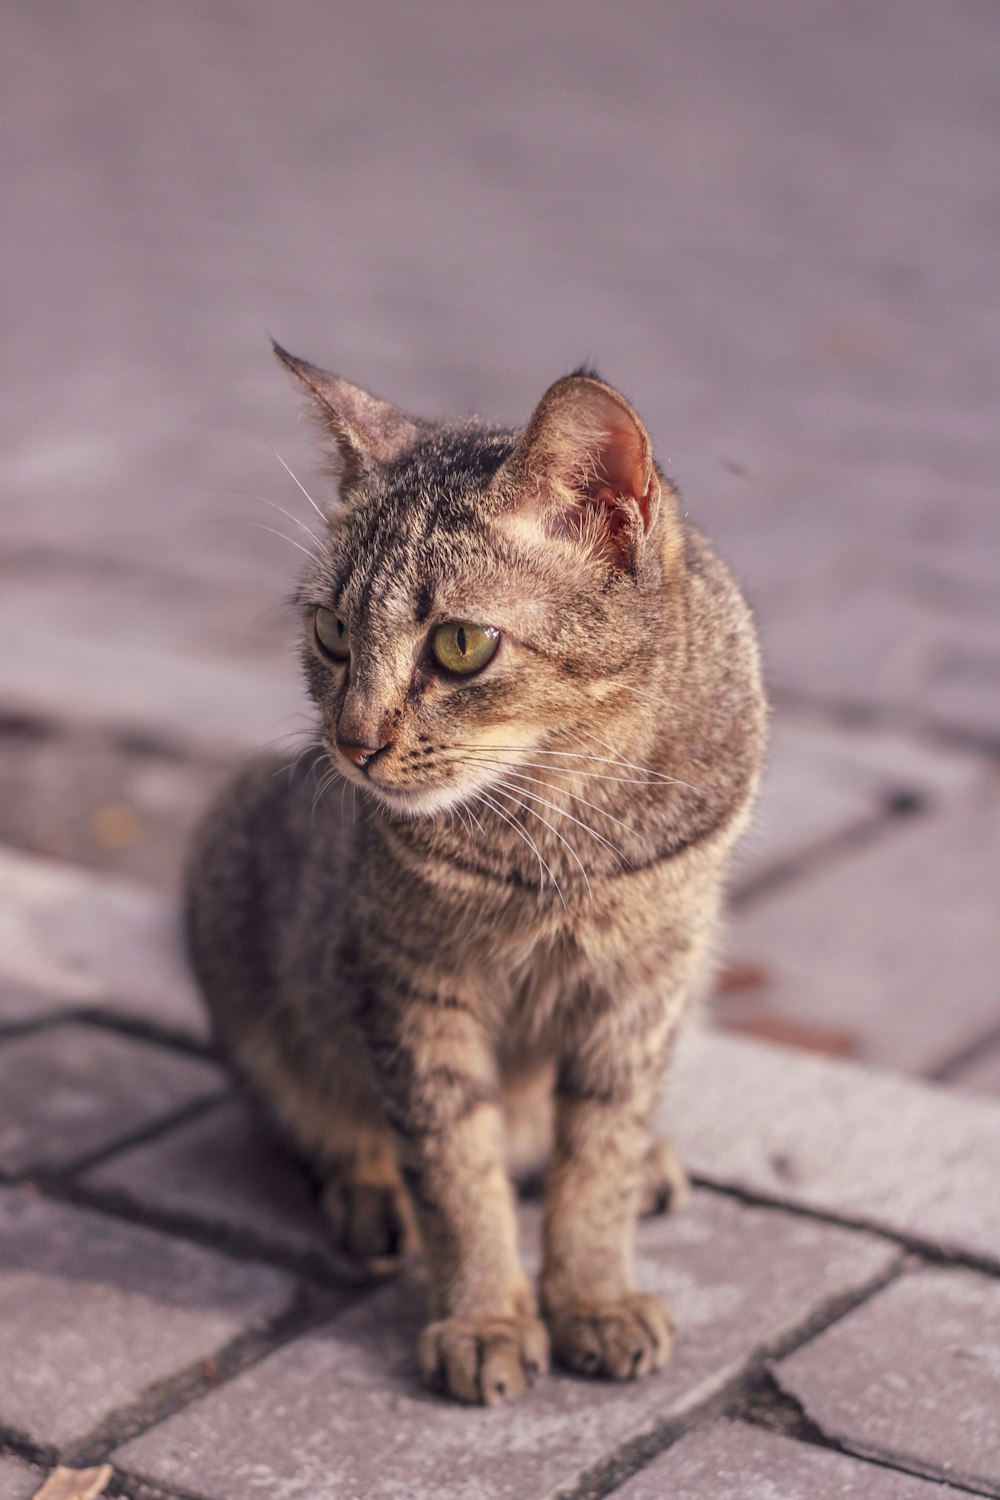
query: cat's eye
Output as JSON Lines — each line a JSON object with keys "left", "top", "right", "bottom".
{"left": 431, "top": 622, "right": 500, "bottom": 676}
{"left": 314, "top": 607, "right": 350, "bottom": 661}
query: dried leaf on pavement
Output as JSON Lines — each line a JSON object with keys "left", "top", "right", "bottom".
{"left": 31, "top": 1465, "right": 113, "bottom": 1500}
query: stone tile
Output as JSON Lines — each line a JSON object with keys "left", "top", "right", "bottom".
{"left": 116, "top": 1190, "right": 897, "bottom": 1500}
{"left": 0, "top": 982, "right": 76, "bottom": 1029}
{"left": 950, "top": 1040, "right": 1000, "bottom": 1099}
{"left": 736, "top": 725, "right": 879, "bottom": 886}
{"left": 775, "top": 1267, "right": 1000, "bottom": 1493}
{"left": 0, "top": 1458, "right": 41, "bottom": 1500}
{"left": 0, "top": 1187, "right": 292, "bottom": 1452}
{"left": 0, "top": 723, "right": 232, "bottom": 896}
{"left": 615, "top": 1420, "right": 957, "bottom": 1499}
{"left": 0, "top": 1023, "right": 223, "bottom": 1176}
{"left": 725, "top": 795, "right": 1000, "bottom": 1073}
{"left": 735, "top": 716, "right": 989, "bottom": 885}
{"left": 0, "top": 845, "right": 206, "bottom": 1038}
{"left": 0, "top": 571, "right": 306, "bottom": 758}
{"left": 763, "top": 580, "right": 1000, "bottom": 740}
{"left": 83, "top": 1099, "right": 331, "bottom": 1263}
{"left": 666, "top": 1029, "right": 1000, "bottom": 1267}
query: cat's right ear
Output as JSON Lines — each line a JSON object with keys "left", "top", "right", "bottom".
{"left": 272, "top": 342, "right": 424, "bottom": 485}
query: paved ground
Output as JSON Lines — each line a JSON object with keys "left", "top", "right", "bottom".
{"left": 2, "top": 1, "right": 999, "bottom": 1495}
{"left": 3, "top": 0, "right": 999, "bottom": 1084}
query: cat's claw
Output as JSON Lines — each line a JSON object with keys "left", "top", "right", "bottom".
{"left": 548, "top": 1292, "right": 673, "bottom": 1380}
{"left": 418, "top": 1313, "right": 551, "bottom": 1405}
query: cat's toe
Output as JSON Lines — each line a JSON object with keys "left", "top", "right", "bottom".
{"left": 320, "top": 1171, "right": 417, "bottom": 1272}
{"left": 548, "top": 1292, "right": 673, "bottom": 1380}
{"left": 639, "top": 1136, "right": 690, "bottom": 1217}
{"left": 418, "top": 1313, "right": 550, "bottom": 1405}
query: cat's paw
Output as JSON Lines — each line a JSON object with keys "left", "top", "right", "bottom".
{"left": 418, "top": 1313, "right": 551, "bottom": 1405}
{"left": 639, "top": 1136, "right": 690, "bottom": 1217}
{"left": 320, "top": 1168, "right": 417, "bottom": 1274}
{"left": 547, "top": 1292, "right": 673, "bottom": 1380}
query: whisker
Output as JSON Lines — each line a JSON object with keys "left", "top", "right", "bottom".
{"left": 476, "top": 790, "right": 566, "bottom": 911}
{"left": 483, "top": 764, "right": 636, "bottom": 837}
{"left": 577, "top": 728, "right": 701, "bottom": 794}
{"left": 450, "top": 742, "right": 691, "bottom": 787}
{"left": 229, "top": 491, "right": 327, "bottom": 550}
{"left": 492, "top": 783, "right": 595, "bottom": 899}
{"left": 212, "top": 517, "right": 319, "bottom": 563}
{"left": 449, "top": 752, "right": 665, "bottom": 788}
{"left": 252, "top": 426, "right": 328, "bottom": 523}
{"left": 310, "top": 764, "right": 342, "bottom": 822}
{"left": 270, "top": 740, "right": 325, "bottom": 782}
{"left": 493, "top": 777, "right": 623, "bottom": 872}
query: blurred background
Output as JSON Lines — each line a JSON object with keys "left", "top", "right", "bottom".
{"left": 3, "top": 0, "right": 998, "bottom": 1086}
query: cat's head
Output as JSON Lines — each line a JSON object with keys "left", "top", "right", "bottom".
{"left": 277, "top": 344, "right": 682, "bottom": 818}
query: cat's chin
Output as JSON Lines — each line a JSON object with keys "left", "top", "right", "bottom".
{"left": 366, "top": 781, "right": 465, "bottom": 820}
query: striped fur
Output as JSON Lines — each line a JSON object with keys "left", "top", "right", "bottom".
{"left": 185, "top": 352, "right": 766, "bottom": 1403}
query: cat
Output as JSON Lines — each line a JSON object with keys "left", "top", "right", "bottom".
{"left": 184, "top": 343, "right": 766, "bottom": 1405}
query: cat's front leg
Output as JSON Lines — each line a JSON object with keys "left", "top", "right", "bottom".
{"left": 356, "top": 982, "right": 549, "bottom": 1405}
{"left": 541, "top": 994, "right": 679, "bottom": 1381}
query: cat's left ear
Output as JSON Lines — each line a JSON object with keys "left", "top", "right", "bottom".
{"left": 273, "top": 341, "right": 423, "bottom": 484}
{"left": 499, "top": 372, "right": 661, "bottom": 570}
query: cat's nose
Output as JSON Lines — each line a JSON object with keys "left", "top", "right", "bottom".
{"left": 336, "top": 739, "right": 390, "bottom": 770}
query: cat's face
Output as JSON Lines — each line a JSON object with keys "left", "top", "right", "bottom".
{"left": 279, "top": 348, "right": 671, "bottom": 819}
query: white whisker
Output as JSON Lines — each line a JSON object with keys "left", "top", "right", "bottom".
{"left": 491, "top": 782, "right": 596, "bottom": 898}
{"left": 216, "top": 517, "right": 319, "bottom": 563}
{"left": 252, "top": 426, "right": 328, "bottom": 524}
{"left": 485, "top": 765, "right": 636, "bottom": 838}
{"left": 493, "top": 777, "right": 621, "bottom": 874}
{"left": 476, "top": 790, "right": 566, "bottom": 911}
{"left": 232, "top": 491, "right": 327, "bottom": 550}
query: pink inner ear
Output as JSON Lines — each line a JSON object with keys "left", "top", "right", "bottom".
{"left": 587, "top": 420, "right": 653, "bottom": 534}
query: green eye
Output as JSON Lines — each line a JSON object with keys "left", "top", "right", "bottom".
{"left": 315, "top": 606, "right": 350, "bottom": 661}
{"left": 431, "top": 622, "right": 500, "bottom": 676}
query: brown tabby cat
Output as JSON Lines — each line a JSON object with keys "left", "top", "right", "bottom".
{"left": 185, "top": 344, "right": 765, "bottom": 1405}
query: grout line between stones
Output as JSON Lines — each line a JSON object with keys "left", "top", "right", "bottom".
{"left": 54, "top": 1089, "right": 231, "bottom": 1180}
{"left": 34, "top": 1159, "right": 402, "bottom": 1294}
{"left": 691, "top": 1173, "right": 1000, "bottom": 1278}
{"left": 62, "top": 1281, "right": 343, "bottom": 1470}
{"left": 0, "top": 1006, "right": 215, "bottom": 1060}
{"left": 741, "top": 1370, "right": 995, "bottom": 1498}
{"left": 731, "top": 788, "right": 929, "bottom": 911}
{"left": 758, "top": 1374, "right": 1000, "bottom": 1500}
{"left": 767, "top": 687, "right": 1000, "bottom": 762}
{"left": 928, "top": 1020, "right": 1000, "bottom": 1086}
{"left": 554, "top": 1252, "right": 907, "bottom": 1500}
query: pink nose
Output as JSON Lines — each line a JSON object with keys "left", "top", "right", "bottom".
{"left": 336, "top": 740, "right": 389, "bottom": 769}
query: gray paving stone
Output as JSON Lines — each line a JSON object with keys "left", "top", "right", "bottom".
{"left": 764, "top": 580, "right": 1000, "bottom": 740}
{"left": 3, "top": 0, "right": 1000, "bottom": 761}
{"left": 0, "top": 982, "right": 75, "bottom": 1028}
{"left": 615, "top": 1420, "right": 957, "bottom": 1499}
{"left": 0, "top": 1023, "right": 223, "bottom": 1176}
{"left": 666, "top": 1029, "right": 1000, "bottom": 1267}
{"left": 775, "top": 1267, "right": 1000, "bottom": 1493}
{"left": 736, "top": 716, "right": 989, "bottom": 885}
{"left": 0, "top": 1186, "right": 292, "bottom": 1451}
{"left": 115, "top": 1190, "right": 897, "bottom": 1500}
{"left": 0, "top": 572, "right": 306, "bottom": 758}
{"left": 83, "top": 1099, "right": 330, "bottom": 1261}
{"left": 725, "top": 794, "right": 1000, "bottom": 1073}
{"left": 0, "top": 845, "right": 206, "bottom": 1037}
{"left": 0, "top": 1458, "right": 41, "bottom": 1500}
{"left": 949, "top": 1039, "right": 1000, "bottom": 1099}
